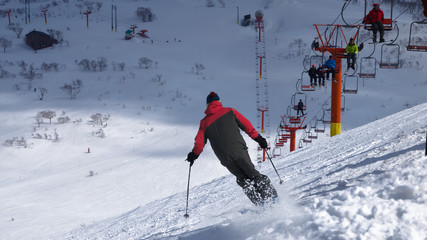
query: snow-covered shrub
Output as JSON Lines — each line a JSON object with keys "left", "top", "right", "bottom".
{"left": 90, "top": 113, "right": 110, "bottom": 127}
{"left": 4, "top": 137, "right": 28, "bottom": 148}
{"left": 92, "top": 128, "right": 105, "bottom": 138}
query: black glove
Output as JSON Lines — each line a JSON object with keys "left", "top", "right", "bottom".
{"left": 186, "top": 151, "right": 199, "bottom": 167}
{"left": 254, "top": 135, "right": 268, "bottom": 149}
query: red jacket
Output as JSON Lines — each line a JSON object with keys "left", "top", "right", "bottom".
{"left": 365, "top": 8, "right": 384, "bottom": 24}
{"left": 192, "top": 101, "right": 259, "bottom": 161}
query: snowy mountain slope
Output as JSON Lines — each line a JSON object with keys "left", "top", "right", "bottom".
{"left": 62, "top": 103, "right": 427, "bottom": 240}
{"left": 0, "top": 0, "right": 426, "bottom": 239}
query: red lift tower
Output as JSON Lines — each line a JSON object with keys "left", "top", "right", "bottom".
{"left": 281, "top": 116, "right": 307, "bottom": 152}
{"left": 42, "top": 9, "right": 48, "bottom": 24}
{"left": 313, "top": 24, "right": 361, "bottom": 137}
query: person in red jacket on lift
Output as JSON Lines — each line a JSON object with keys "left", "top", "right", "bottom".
{"left": 186, "top": 92, "right": 278, "bottom": 205}
{"left": 364, "top": 3, "right": 385, "bottom": 43}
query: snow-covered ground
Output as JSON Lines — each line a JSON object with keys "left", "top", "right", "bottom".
{"left": 0, "top": 0, "right": 426, "bottom": 239}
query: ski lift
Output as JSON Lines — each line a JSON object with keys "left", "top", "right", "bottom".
{"left": 343, "top": 75, "right": 359, "bottom": 94}
{"left": 308, "top": 131, "right": 318, "bottom": 140}
{"left": 291, "top": 93, "right": 307, "bottom": 111}
{"left": 298, "top": 139, "right": 304, "bottom": 149}
{"left": 315, "top": 122, "right": 326, "bottom": 133}
{"left": 407, "top": 19, "right": 427, "bottom": 52}
{"left": 359, "top": 56, "right": 377, "bottom": 78}
{"left": 364, "top": 0, "right": 394, "bottom": 31}
{"left": 310, "top": 55, "right": 324, "bottom": 69}
{"left": 322, "top": 108, "right": 331, "bottom": 124}
{"left": 289, "top": 117, "right": 301, "bottom": 124}
{"left": 379, "top": 43, "right": 400, "bottom": 68}
{"left": 275, "top": 139, "right": 285, "bottom": 147}
{"left": 299, "top": 71, "right": 315, "bottom": 91}
{"left": 273, "top": 148, "right": 281, "bottom": 157}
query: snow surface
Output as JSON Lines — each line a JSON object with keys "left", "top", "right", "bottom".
{"left": 0, "top": 0, "right": 426, "bottom": 239}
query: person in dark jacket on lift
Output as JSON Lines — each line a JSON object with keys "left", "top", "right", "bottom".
{"left": 308, "top": 64, "right": 318, "bottom": 86}
{"left": 186, "top": 92, "right": 278, "bottom": 205}
{"left": 297, "top": 99, "right": 305, "bottom": 116}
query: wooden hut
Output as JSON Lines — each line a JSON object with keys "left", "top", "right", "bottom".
{"left": 25, "top": 30, "right": 58, "bottom": 50}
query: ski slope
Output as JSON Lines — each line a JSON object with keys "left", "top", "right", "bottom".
{"left": 0, "top": 0, "right": 426, "bottom": 239}
{"left": 61, "top": 102, "right": 427, "bottom": 240}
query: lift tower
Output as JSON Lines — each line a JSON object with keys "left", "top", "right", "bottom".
{"left": 313, "top": 24, "right": 361, "bottom": 136}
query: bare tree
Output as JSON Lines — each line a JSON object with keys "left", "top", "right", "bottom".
{"left": 0, "top": 37, "right": 12, "bottom": 53}
{"left": 193, "top": 63, "right": 205, "bottom": 75}
{"left": 135, "top": 7, "right": 155, "bottom": 22}
{"left": 8, "top": 23, "right": 23, "bottom": 38}
{"left": 139, "top": 57, "right": 153, "bottom": 69}
{"left": 97, "top": 57, "right": 107, "bottom": 71}
{"left": 21, "top": 64, "right": 42, "bottom": 90}
{"left": 61, "top": 79, "right": 83, "bottom": 99}
{"left": 39, "top": 110, "right": 56, "bottom": 124}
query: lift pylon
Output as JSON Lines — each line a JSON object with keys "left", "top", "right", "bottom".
{"left": 313, "top": 24, "right": 361, "bottom": 136}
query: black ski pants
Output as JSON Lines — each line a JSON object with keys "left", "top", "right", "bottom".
{"left": 372, "top": 22, "right": 384, "bottom": 41}
{"left": 221, "top": 151, "right": 277, "bottom": 205}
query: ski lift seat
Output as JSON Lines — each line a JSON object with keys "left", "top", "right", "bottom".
{"left": 343, "top": 89, "right": 358, "bottom": 94}
{"left": 275, "top": 142, "right": 284, "bottom": 147}
{"left": 289, "top": 117, "right": 301, "bottom": 124}
{"left": 407, "top": 45, "right": 427, "bottom": 52}
{"left": 303, "top": 139, "right": 312, "bottom": 143}
{"left": 281, "top": 134, "right": 291, "bottom": 138}
{"left": 293, "top": 105, "right": 306, "bottom": 111}
{"left": 365, "top": 19, "right": 393, "bottom": 31}
{"left": 314, "top": 128, "right": 325, "bottom": 133}
{"left": 301, "top": 85, "right": 315, "bottom": 91}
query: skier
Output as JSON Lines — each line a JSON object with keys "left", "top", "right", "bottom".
{"left": 345, "top": 38, "right": 358, "bottom": 73}
{"left": 308, "top": 64, "right": 318, "bottom": 86}
{"left": 322, "top": 56, "right": 336, "bottom": 80}
{"left": 186, "top": 92, "right": 278, "bottom": 205}
{"left": 297, "top": 99, "right": 305, "bottom": 116}
{"left": 364, "top": 3, "right": 385, "bottom": 43}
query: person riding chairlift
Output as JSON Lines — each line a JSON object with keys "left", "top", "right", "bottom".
{"left": 364, "top": 3, "right": 385, "bottom": 43}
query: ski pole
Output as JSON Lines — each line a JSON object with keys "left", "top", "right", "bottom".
{"left": 184, "top": 163, "right": 192, "bottom": 218}
{"left": 265, "top": 150, "right": 283, "bottom": 184}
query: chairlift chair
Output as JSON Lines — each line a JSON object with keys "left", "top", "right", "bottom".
{"left": 310, "top": 55, "right": 325, "bottom": 68}
{"left": 299, "top": 71, "right": 316, "bottom": 92}
{"left": 364, "top": 0, "right": 394, "bottom": 31}
{"left": 308, "top": 131, "right": 318, "bottom": 140}
{"left": 343, "top": 75, "right": 359, "bottom": 94}
{"left": 379, "top": 43, "right": 400, "bottom": 69}
{"left": 407, "top": 19, "right": 427, "bottom": 52}
{"left": 322, "top": 108, "right": 331, "bottom": 124}
{"left": 272, "top": 148, "right": 281, "bottom": 157}
{"left": 298, "top": 139, "right": 304, "bottom": 149}
{"left": 359, "top": 56, "right": 377, "bottom": 78}
{"left": 291, "top": 93, "right": 307, "bottom": 111}
{"left": 315, "top": 123, "right": 326, "bottom": 133}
